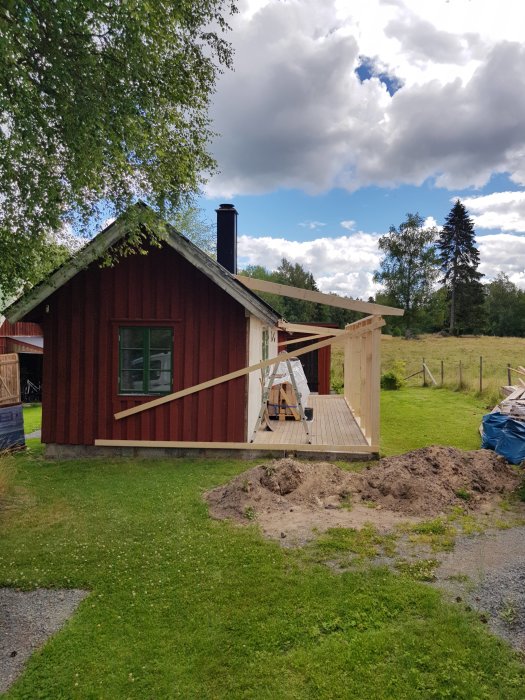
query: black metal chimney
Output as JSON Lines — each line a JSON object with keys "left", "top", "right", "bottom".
{"left": 216, "top": 203, "right": 237, "bottom": 274}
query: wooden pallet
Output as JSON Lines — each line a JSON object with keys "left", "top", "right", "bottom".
{"left": 267, "top": 382, "right": 300, "bottom": 421}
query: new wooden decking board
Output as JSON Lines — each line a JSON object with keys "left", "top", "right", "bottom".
{"left": 253, "top": 395, "right": 367, "bottom": 447}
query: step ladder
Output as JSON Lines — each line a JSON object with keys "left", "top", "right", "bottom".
{"left": 250, "top": 354, "right": 311, "bottom": 444}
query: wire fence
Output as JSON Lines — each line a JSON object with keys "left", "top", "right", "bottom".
{"left": 400, "top": 356, "right": 521, "bottom": 399}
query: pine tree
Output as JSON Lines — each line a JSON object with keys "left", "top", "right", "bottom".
{"left": 438, "top": 200, "right": 484, "bottom": 335}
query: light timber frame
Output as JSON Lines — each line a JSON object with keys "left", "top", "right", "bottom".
{"left": 343, "top": 316, "right": 383, "bottom": 446}
{"left": 94, "top": 280, "right": 402, "bottom": 454}
{"left": 96, "top": 315, "right": 387, "bottom": 453}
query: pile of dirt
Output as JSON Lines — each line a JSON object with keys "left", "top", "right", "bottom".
{"left": 206, "top": 458, "right": 352, "bottom": 522}
{"left": 205, "top": 448, "right": 522, "bottom": 538}
{"left": 353, "top": 446, "right": 521, "bottom": 517}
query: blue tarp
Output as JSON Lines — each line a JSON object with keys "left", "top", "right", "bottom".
{"left": 495, "top": 418, "right": 525, "bottom": 465}
{"left": 0, "top": 404, "right": 25, "bottom": 450}
{"left": 481, "top": 412, "right": 508, "bottom": 450}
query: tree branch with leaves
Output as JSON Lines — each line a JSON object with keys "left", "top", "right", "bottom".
{"left": 374, "top": 213, "right": 439, "bottom": 332}
{"left": 0, "top": 0, "right": 237, "bottom": 298}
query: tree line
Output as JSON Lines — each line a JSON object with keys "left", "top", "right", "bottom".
{"left": 243, "top": 200, "right": 525, "bottom": 338}
{"left": 374, "top": 200, "right": 524, "bottom": 337}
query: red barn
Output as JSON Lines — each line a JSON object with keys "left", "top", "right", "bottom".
{"left": 0, "top": 317, "right": 43, "bottom": 400}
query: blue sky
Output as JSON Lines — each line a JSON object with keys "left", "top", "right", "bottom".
{"left": 196, "top": 0, "right": 525, "bottom": 299}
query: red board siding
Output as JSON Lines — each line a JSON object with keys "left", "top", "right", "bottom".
{"left": 0, "top": 320, "right": 42, "bottom": 337}
{"left": 278, "top": 329, "right": 333, "bottom": 395}
{"left": 39, "top": 245, "right": 248, "bottom": 445}
{"left": 0, "top": 320, "right": 43, "bottom": 355}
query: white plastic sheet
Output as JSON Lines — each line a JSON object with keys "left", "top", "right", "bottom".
{"left": 266, "top": 358, "right": 310, "bottom": 406}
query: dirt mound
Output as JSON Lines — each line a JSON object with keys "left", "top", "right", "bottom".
{"left": 205, "top": 448, "right": 523, "bottom": 541}
{"left": 353, "top": 446, "right": 521, "bottom": 517}
{"left": 205, "top": 458, "right": 352, "bottom": 524}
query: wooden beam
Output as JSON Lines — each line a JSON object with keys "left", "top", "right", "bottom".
{"left": 114, "top": 330, "right": 353, "bottom": 421}
{"left": 279, "top": 333, "right": 333, "bottom": 347}
{"left": 94, "top": 438, "right": 378, "bottom": 453}
{"left": 237, "top": 275, "right": 404, "bottom": 316}
{"left": 278, "top": 321, "right": 345, "bottom": 336}
{"left": 369, "top": 325, "right": 381, "bottom": 446}
{"left": 422, "top": 362, "right": 437, "bottom": 386}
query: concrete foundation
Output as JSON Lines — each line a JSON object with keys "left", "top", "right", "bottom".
{"left": 44, "top": 443, "right": 377, "bottom": 462}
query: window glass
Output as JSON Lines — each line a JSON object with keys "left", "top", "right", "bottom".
{"left": 119, "top": 327, "right": 173, "bottom": 395}
{"left": 120, "top": 327, "right": 144, "bottom": 348}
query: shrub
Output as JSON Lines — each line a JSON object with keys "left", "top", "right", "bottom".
{"left": 381, "top": 360, "right": 406, "bottom": 390}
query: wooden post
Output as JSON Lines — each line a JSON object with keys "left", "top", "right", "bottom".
{"left": 459, "top": 360, "right": 463, "bottom": 388}
{"left": 479, "top": 356, "right": 483, "bottom": 393}
{"left": 422, "top": 358, "right": 427, "bottom": 387}
{"left": 441, "top": 360, "right": 444, "bottom": 386}
{"left": 508, "top": 363, "right": 512, "bottom": 385}
{"left": 369, "top": 326, "right": 381, "bottom": 446}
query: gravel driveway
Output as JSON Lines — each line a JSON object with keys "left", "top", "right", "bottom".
{"left": 0, "top": 588, "right": 88, "bottom": 694}
{"left": 433, "top": 526, "right": 525, "bottom": 651}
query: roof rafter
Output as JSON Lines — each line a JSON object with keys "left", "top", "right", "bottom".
{"left": 236, "top": 275, "right": 404, "bottom": 316}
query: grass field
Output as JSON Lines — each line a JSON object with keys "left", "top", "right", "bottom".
{"left": 22, "top": 404, "right": 42, "bottom": 435}
{"left": 380, "top": 386, "right": 485, "bottom": 456}
{"left": 1, "top": 390, "right": 524, "bottom": 698}
{"left": 333, "top": 334, "right": 525, "bottom": 405}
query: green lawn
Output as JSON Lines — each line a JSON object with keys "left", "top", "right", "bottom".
{"left": 1, "top": 390, "right": 523, "bottom": 698}
{"left": 381, "top": 386, "right": 485, "bottom": 456}
{"left": 22, "top": 404, "right": 42, "bottom": 435}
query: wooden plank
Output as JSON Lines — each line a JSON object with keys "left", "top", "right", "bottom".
{"left": 237, "top": 276, "right": 404, "bottom": 316}
{"left": 370, "top": 326, "right": 381, "bottom": 446}
{"left": 422, "top": 363, "right": 437, "bottom": 386}
{"left": 0, "top": 353, "right": 20, "bottom": 406}
{"left": 279, "top": 386, "right": 300, "bottom": 420}
{"left": 278, "top": 322, "right": 345, "bottom": 336}
{"left": 279, "top": 333, "right": 334, "bottom": 346}
{"left": 94, "top": 438, "right": 378, "bottom": 453}
{"left": 505, "top": 387, "right": 525, "bottom": 401}
{"left": 114, "top": 330, "right": 353, "bottom": 420}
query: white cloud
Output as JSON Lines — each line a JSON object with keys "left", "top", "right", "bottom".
{"left": 238, "top": 231, "right": 383, "bottom": 298}
{"left": 477, "top": 233, "right": 525, "bottom": 287}
{"left": 460, "top": 191, "right": 525, "bottom": 233}
{"left": 207, "top": 0, "right": 525, "bottom": 196}
{"left": 299, "top": 220, "right": 326, "bottom": 230}
{"left": 423, "top": 216, "right": 438, "bottom": 229}
{"left": 340, "top": 220, "right": 356, "bottom": 231}
{"left": 237, "top": 227, "right": 525, "bottom": 300}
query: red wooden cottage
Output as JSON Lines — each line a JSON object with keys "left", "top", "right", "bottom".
{"left": 5, "top": 203, "right": 283, "bottom": 453}
{"left": 5, "top": 203, "right": 403, "bottom": 458}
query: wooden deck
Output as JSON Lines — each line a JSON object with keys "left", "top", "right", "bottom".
{"left": 252, "top": 394, "right": 368, "bottom": 448}
{"left": 94, "top": 395, "right": 375, "bottom": 460}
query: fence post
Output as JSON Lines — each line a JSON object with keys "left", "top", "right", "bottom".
{"left": 459, "top": 360, "right": 463, "bottom": 389}
{"left": 479, "top": 356, "right": 483, "bottom": 393}
{"left": 441, "top": 360, "right": 444, "bottom": 386}
{"left": 422, "top": 358, "right": 427, "bottom": 387}
{"left": 507, "top": 363, "right": 512, "bottom": 385}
